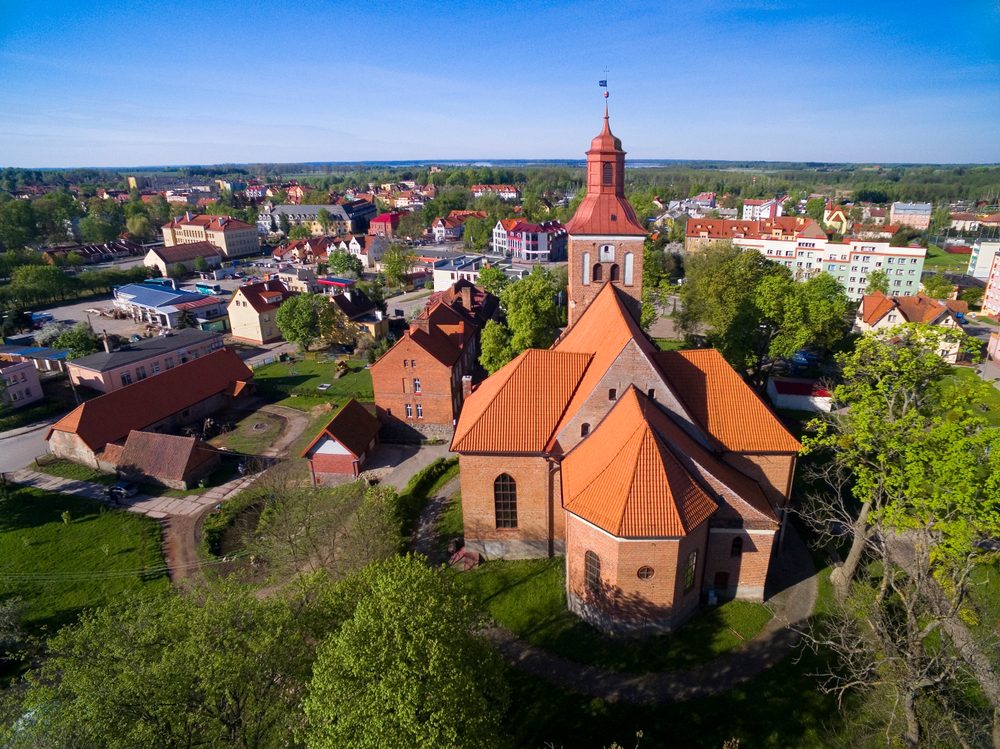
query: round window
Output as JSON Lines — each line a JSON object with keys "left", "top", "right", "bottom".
{"left": 637, "top": 566, "right": 654, "bottom": 580}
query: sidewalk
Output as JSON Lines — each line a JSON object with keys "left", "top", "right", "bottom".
{"left": 8, "top": 468, "right": 258, "bottom": 520}
{"left": 0, "top": 415, "right": 64, "bottom": 442}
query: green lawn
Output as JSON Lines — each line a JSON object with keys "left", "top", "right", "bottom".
{"left": 34, "top": 458, "right": 117, "bottom": 486}
{"left": 654, "top": 338, "right": 687, "bottom": 351}
{"left": 942, "top": 366, "right": 1000, "bottom": 426}
{"left": 503, "top": 566, "right": 843, "bottom": 749}
{"left": 0, "top": 487, "right": 169, "bottom": 633}
{"left": 457, "top": 556, "right": 772, "bottom": 674}
{"left": 924, "top": 243, "right": 971, "bottom": 271}
{"left": 435, "top": 492, "right": 464, "bottom": 553}
{"left": 0, "top": 397, "right": 70, "bottom": 433}
{"left": 209, "top": 410, "right": 288, "bottom": 455}
{"left": 253, "top": 355, "right": 373, "bottom": 410}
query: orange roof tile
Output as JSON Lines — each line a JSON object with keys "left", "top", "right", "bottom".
{"left": 48, "top": 349, "right": 252, "bottom": 451}
{"left": 860, "top": 292, "right": 965, "bottom": 326}
{"left": 451, "top": 348, "right": 591, "bottom": 453}
{"left": 655, "top": 349, "right": 800, "bottom": 454}
{"left": 117, "top": 430, "right": 218, "bottom": 482}
{"left": 563, "top": 388, "right": 718, "bottom": 537}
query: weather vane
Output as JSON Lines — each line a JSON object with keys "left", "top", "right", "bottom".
{"left": 599, "top": 69, "right": 609, "bottom": 99}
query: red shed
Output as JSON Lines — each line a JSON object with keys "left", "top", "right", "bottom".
{"left": 301, "top": 399, "right": 380, "bottom": 485}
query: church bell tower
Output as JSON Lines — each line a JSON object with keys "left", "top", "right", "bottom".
{"left": 564, "top": 102, "right": 647, "bottom": 325}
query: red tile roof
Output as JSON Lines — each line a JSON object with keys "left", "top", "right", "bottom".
{"left": 48, "top": 349, "right": 252, "bottom": 451}
{"left": 686, "top": 216, "right": 827, "bottom": 241}
{"left": 654, "top": 349, "right": 801, "bottom": 454}
{"left": 301, "top": 399, "right": 379, "bottom": 459}
{"left": 451, "top": 348, "right": 591, "bottom": 453}
{"left": 230, "top": 279, "right": 294, "bottom": 313}
{"left": 565, "top": 193, "right": 646, "bottom": 235}
{"left": 116, "top": 430, "right": 218, "bottom": 482}
{"left": 163, "top": 214, "right": 254, "bottom": 232}
{"left": 562, "top": 388, "right": 717, "bottom": 537}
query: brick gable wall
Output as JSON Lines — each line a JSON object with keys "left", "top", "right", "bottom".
{"left": 459, "top": 454, "right": 562, "bottom": 558}
{"left": 567, "top": 236, "right": 645, "bottom": 325}
{"left": 371, "top": 336, "right": 457, "bottom": 430}
{"left": 703, "top": 528, "right": 775, "bottom": 600}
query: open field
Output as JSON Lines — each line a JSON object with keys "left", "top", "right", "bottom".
{"left": 253, "top": 355, "right": 373, "bottom": 410}
{"left": 0, "top": 486, "right": 169, "bottom": 634}
{"left": 923, "top": 243, "right": 971, "bottom": 271}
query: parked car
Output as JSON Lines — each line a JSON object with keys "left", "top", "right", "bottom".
{"left": 107, "top": 481, "right": 139, "bottom": 503}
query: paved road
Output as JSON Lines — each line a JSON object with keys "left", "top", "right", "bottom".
{"left": 0, "top": 419, "right": 58, "bottom": 472}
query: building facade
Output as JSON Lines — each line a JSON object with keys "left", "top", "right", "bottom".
{"left": 227, "top": 280, "right": 295, "bottom": 344}
{"left": 1, "top": 360, "right": 42, "bottom": 409}
{"left": 967, "top": 241, "right": 1000, "bottom": 280}
{"left": 889, "top": 201, "right": 932, "bottom": 230}
{"left": 161, "top": 214, "right": 259, "bottom": 258}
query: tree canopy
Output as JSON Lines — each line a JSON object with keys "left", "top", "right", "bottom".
{"left": 275, "top": 293, "right": 353, "bottom": 351}
{"left": 302, "top": 556, "right": 508, "bottom": 749}
{"left": 479, "top": 266, "right": 562, "bottom": 374}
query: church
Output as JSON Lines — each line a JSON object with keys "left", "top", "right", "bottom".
{"left": 451, "top": 106, "right": 802, "bottom": 633}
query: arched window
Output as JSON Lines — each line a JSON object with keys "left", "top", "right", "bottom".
{"left": 581, "top": 252, "right": 591, "bottom": 286}
{"left": 623, "top": 252, "right": 634, "bottom": 285}
{"left": 584, "top": 550, "right": 601, "bottom": 595}
{"left": 494, "top": 474, "right": 517, "bottom": 529}
{"left": 602, "top": 162, "right": 613, "bottom": 185}
{"left": 609, "top": 264, "right": 620, "bottom": 282}
{"left": 581, "top": 423, "right": 590, "bottom": 437}
{"left": 599, "top": 244, "right": 615, "bottom": 262}
{"left": 592, "top": 264, "right": 603, "bottom": 282}
{"left": 731, "top": 536, "right": 743, "bottom": 557}
{"left": 684, "top": 550, "right": 698, "bottom": 592}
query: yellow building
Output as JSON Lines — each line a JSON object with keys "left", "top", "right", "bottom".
{"left": 162, "top": 213, "right": 259, "bottom": 259}
{"left": 227, "top": 280, "right": 295, "bottom": 344}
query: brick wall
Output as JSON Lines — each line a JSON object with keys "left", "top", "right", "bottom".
{"left": 567, "top": 236, "right": 645, "bottom": 325}
{"left": 459, "top": 454, "right": 558, "bottom": 558}
{"left": 372, "top": 337, "right": 456, "bottom": 427}
{"left": 565, "top": 513, "right": 708, "bottom": 634}
{"left": 703, "top": 528, "right": 775, "bottom": 600}
{"left": 722, "top": 452, "right": 796, "bottom": 506}
{"left": 309, "top": 452, "right": 359, "bottom": 482}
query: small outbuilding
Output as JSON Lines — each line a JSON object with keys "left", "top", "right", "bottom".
{"left": 301, "top": 399, "right": 380, "bottom": 485}
{"left": 766, "top": 377, "right": 833, "bottom": 413}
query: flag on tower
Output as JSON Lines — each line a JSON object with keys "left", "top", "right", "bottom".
{"left": 598, "top": 79, "right": 607, "bottom": 87}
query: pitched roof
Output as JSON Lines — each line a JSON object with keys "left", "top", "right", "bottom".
{"left": 330, "top": 288, "right": 376, "bottom": 320}
{"left": 301, "top": 399, "right": 379, "bottom": 459}
{"left": 116, "top": 430, "right": 218, "bottom": 482}
{"left": 654, "top": 349, "right": 801, "bottom": 454}
{"left": 562, "top": 388, "right": 717, "bottom": 537}
{"left": 150, "top": 242, "right": 222, "bottom": 264}
{"left": 451, "top": 348, "right": 591, "bottom": 453}
{"left": 48, "top": 349, "right": 252, "bottom": 451}
{"left": 231, "top": 279, "right": 293, "bottom": 313}
{"left": 860, "top": 291, "right": 966, "bottom": 326}
{"left": 565, "top": 193, "right": 646, "bottom": 235}
{"left": 163, "top": 214, "right": 254, "bottom": 232}
{"left": 69, "top": 329, "right": 221, "bottom": 371}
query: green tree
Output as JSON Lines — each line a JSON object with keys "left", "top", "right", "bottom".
{"left": 275, "top": 293, "right": 324, "bottom": 351}
{"left": 288, "top": 224, "right": 312, "bottom": 240}
{"left": 302, "top": 556, "right": 508, "bottom": 749}
{"left": 7, "top": 585, "right": 316, "bottom": 749}
{"left": 9, "top": 264, "right": 78, "bottom": 305}
{"left": 169, "top": 262, "right": 187, "bottom": 279}
{"left": 959, "top": 286, "right": 984, "bottom": 308}
{"left": 501, "top": 266, "right": 561, "bottom": 353}
{"left": 397, "top": 210, "right": 426, "bottom": 240}
{"left": 327, "top": 250, "right": 364, "bottom": 277}
{"left": 865, "top": 268, "right": 890, "bottom": 294}
{"left": 922, "top": 273, "right": 954, "bottom": 299}
{"left": 382, "top": 243, "right": 417, "bottom": 287}
{"left": 476, "top": 264, "right": 510, "bottom": 297}
{"left": 930, "top": 205, "right": 952, "bottom": 233}
{"left": 462, "top": 217, "right": 492, "bottom": 250}
{"left": 0, "top": 199, "right": 37, "bottom": 249}
{"left": 317, "top": 207, "right": 332, "bottom": 234}
{"left": 479, "top": 319, "right": 515, "bottom": 374}
{"left": 805, "top": 197, "right": 826, "bottom": 221}
{"left": 52, "top": 323, "right": 100, "bottom": 358}
{"left": 678, "top": 243, "right": 851, "bottom": 389}
{"left": 125, "top": 214, "right": 151, "bottom": 241}
{"left": 193, "top": 254, "right": 209, "bottom": 273}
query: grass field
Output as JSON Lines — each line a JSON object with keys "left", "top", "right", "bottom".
{"left": 457, "top": 556, "right": 772, "bottom": 674}
{"left": 0, "top": 487, "right": 169, "bottom": 633}
{"left": 34, "top": 458, "right": 117, "bottom": 486}
{"left": 943, "top": 366, "right": 1000, "bottom": 426}
{"left": 654, "top": 338, "right": 687, "bottom": 351}
{"left": 924, "top": 243, "right": 971, "bottom": 271}
{"left": 209, "top": 410, "right": 288, "bottom": 455}
{"left": 253, "top": 355, "right": 373, "bottom": 410}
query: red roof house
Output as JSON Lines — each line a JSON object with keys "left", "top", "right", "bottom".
{"left": 301, "top": 399, "right": 380, "bottom": 483}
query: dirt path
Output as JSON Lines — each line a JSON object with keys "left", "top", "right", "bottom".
{"left": 162, "top": 403, "right": 315, "bottom": 587}
{"left": 409, "top": 476, "right": 460, "bottom": 566}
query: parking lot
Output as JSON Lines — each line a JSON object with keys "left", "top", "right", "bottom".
{"left": 39, "top": 294, "right": 148, "bottom": 338}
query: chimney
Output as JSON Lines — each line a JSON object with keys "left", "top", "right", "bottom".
{"left": 460, "top": 285, "right": 472, "bottom": 310}
{"left": 102, "top": 330, "right": 112, "bottom": 353}
{"left": 411, "top": 316, "right": 431, "bottom": 335}
{"left": 185, "top": 211, "right": 192, "bottom": 221}
{"left": 461, "top": 375, "right": 473, "bottom": 401}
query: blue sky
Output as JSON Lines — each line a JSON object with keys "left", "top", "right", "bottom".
{"left": 1, "top": 0, "right": 998, "bottom": 167}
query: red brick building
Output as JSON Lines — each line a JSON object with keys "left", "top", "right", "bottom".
{"left": 371, "top": 281, "right": 497, "bottom": 440}
{"left": 368, "top": 212, "right": 401, "bottom": 239}
{"left": 451, "top": 111, "right": 801, "bottom": 634}
{"left": 301, "top": 399, "right": 380, "bottom": 483}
